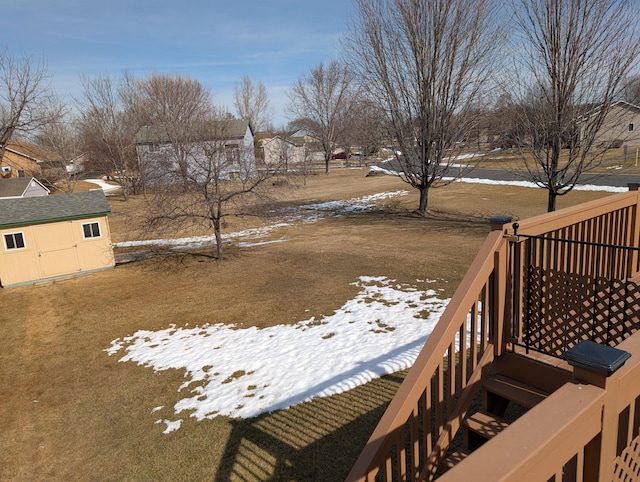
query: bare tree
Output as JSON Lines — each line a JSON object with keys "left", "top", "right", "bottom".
{"left": 77, "top": 73, "right": 139, "bottom": 199}
{"left": 0, "top": 47, "right": 59, "bottom": 164}
{"left": 32, "top": 102, "right": 83, "bottom": 192}
{"left": 509, "top": 0, "right": 640, "bottom": 212}
{"left": 233, "top": 76, "right": 272, "bottom": 132}
{"left": 344, "top": 0, "right": 503, "bottom": 215}
{"left": 131, "top": 73, "right": 213, "bottom": 190}
{"left": 141, "top": 112, "right": 273, "bottom": 259}
{"left": 287, "top": 61, "right": 357, "bottom": 174}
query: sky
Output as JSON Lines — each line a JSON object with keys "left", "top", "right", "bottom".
{"left": 0, "top": 0, "right": 354, "bottom": 128}
{"left": 95, "top": 175, "right": 625, "bottom": 434}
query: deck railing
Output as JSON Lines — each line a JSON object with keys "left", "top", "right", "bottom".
{"left": 346, "top": 230, "right": 509, "bottom": 481}
{"left": 347, "top": 189, "right": 640, "bottom": 481}
{"left": 509, "top": 190, "right": 640, "bottom": 358}
{"left": 438, "top": 325, "right": 640, "bottom": 481}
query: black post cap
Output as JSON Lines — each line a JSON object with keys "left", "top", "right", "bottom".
{"left": 562, "top": 340, "right": 631, "bottom": 377}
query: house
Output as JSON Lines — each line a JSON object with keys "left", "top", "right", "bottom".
{"left": 0, "top": 190, "right": 115, "bottom": 288}
{"left": 579, "top": 100, "right": 640, "bottom": 147}
{"left": 261, "top": 135, "right": 307, "bottom": 167}
{"left": 0, "top": 177, "right": 49, "bottom": 199}
{"left": 0, "top": 140, "right": 60, "bottom": 179}
{"left": 284, "top": 128, "right": 326, "bottom": 161}
{"left": 134, "top": 119, "right": 257, "bottom": 184}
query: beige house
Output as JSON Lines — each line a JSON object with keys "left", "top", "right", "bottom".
{"left": 580, "top": 100, "right": 640, "bottom": 147}
{"left": 0, "top": 190, "right": 115, "bottom": 288}
{"left": 0, "top": 141, "right": 60, "bottom": 179}
{"left": 261, "top": 136, "right": 307, "bottom": 167}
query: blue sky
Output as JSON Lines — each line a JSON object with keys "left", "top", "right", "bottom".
{"left": 0, "top": 0, "right": 353, "bottom": 127}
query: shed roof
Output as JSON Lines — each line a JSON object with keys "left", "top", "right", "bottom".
{"left": 0, "top": 190, "right": 111, "bottom": 228}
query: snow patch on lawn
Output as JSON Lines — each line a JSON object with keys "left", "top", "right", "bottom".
{"left": 106, "top": 276, "right": 448, "bottom": 429}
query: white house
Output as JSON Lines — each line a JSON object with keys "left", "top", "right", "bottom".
{"left": 134, "top": 119, "right": 257, "bottom": 185}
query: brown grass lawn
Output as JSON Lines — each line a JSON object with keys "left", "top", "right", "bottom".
{"left": 0, "top": 168, "right": 613, "bottom": 481}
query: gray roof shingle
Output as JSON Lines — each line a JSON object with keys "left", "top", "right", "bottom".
{"left": 0, "top": 190, "right": 111, "bottom": 228}
{"left": 134, "top": 119, "right": 252, "bottom": 144}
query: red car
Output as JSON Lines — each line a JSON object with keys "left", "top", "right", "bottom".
{"left": 331, "top": 151, "right": 348, "bottom": 159}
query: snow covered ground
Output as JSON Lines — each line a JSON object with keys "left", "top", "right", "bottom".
{"left": 103, "top": 174, "right": 624, "bottom": 434}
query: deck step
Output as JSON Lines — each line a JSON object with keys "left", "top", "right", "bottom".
{"left": 463, "top": 410, "right": 510, "bottom": 450}
{"left": 483, "top": 375, "right": 549, "bottom": 415}
{"left": 440, "top": 448, "right": 472, "bottom": 471}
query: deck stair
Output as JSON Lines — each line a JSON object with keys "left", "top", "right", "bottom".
{"left": 441, "top": 351, "right": 572, "bottom": 472}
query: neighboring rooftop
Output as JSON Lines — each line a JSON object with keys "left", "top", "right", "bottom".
{"left": 0, "top": 177, "right": 50, "bottom": 199}
{"left": 134, "top": 119, "right": 253, "bottom": 144}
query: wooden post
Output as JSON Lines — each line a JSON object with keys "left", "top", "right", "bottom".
{"left": 563, "top": 341, "right": 631, "bottom": 481}
{"left": 489, "top": 215, "right": 513, "bottom": 232}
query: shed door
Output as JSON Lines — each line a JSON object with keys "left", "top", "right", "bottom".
{"left": 35, "top": 222, "right": 80, "bottom": 277}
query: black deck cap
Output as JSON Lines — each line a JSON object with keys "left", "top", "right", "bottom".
{"left": 562, "top": 340, "right": 631, "bottom": 377}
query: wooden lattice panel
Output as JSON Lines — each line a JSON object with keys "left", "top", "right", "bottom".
{"left": 613, "top": 435, "right": 640, "bottom": 481}
{"left": 523, "top": 268, "right": 640, "bottom": 357}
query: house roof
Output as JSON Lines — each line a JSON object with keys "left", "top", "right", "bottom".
{"left": 262, "top": 135, "right": 305, "bottom": 148}
{"left": 134, "top": 119, "right": 254, "bottom": 144}
{"left": 2, "top": 140, "right": 61, "bottom": 162}
{"left": 0, "top": 190, "right": 111, "bottom": 228}
{"left": 578, "top": 100, "right": 640, "bottom": 122}
{"left": 0, "top": 177, "right": 50, "bottom": 198}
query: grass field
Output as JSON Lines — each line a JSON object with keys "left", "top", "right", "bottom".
{"left": 0, "top": 168, "right": 615, "bottom": 481}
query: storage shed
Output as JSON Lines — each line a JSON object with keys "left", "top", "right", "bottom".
{"left": 0, "top": 190, "right": 115, "bottom": 287}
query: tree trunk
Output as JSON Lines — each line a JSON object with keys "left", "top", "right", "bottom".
{"left": 547, "top": 189, "right": 557, "bottom": 212}
{"left": 417, "top": 184, "right": 429, "bottom": 215}
{"left": 325, "top": 157, "right": 330, "bottom": 174}
{"left": 213, "top": 218, "right": 223, "bottom": 259}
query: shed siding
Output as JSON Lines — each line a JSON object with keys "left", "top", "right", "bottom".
{"left": 0, "top": 215, "right": 114, "bottom": 287}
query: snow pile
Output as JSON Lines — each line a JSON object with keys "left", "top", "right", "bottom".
{"left": 106, "top": 276, "right": 449, "bottom": 430}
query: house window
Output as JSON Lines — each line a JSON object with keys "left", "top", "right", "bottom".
{"left": 630, "top": 123, "right": 635, "bottom": 132}
{"left": 4, "top": 232, "right": 25, "bottom": 250}
{"left": 225, "top": 144, "right": 240, "bottom": 163}
{"left": 82, "top": 222, "right": 101, "bottom": 239}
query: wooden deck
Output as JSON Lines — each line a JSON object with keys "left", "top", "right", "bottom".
{"left": 347, "top": 188, "right": 640, "bottom": 481}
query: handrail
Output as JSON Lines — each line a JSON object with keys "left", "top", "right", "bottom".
{"left": 346, "top": 230, "right": 508, "bottom": 481}
{"left": 511, "top": 190, "right": 640, "bottom": 241}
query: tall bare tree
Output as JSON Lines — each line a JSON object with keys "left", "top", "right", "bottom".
{"left": 233, "top": 76, "right": 272, "bottom": 132}
{"left": 77, "top": 73, "right": 139, "bottom": 199}
{"left": 344, "top": 0, "right": 503, "bottom": 215}
{"left": 287, "top": 60, "right": 356, "bottom": 174}
{"left": 509, "top": 0, "right": 640, "bottom": 212}
{"left": 0, "top": 47, "right": 59, "bottom": 164}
